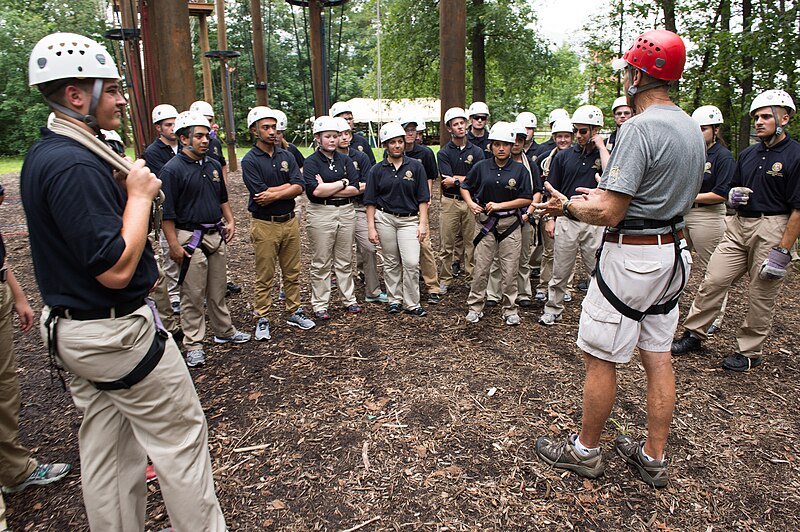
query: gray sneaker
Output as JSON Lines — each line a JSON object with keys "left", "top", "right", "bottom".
{"left": 538, "top": 312, "right": 561, "bottom": 326}
{"left": 614, "top": 435, "right": 669, "bottom": 488}
{"left": 563, "top": 293, "right": 573, "bottom": 303}
{"left": 535, "top": 434, "right": 606, "bottom": 479}
{"left": 255, "top": 317, "right": 271, "bottom": 341}
{"left": 214, "top": 330, "right": 251, "bottom": 344}
{"left": 286, "top": 309, "right": 316, "bottom": 330}
{"left": 439, "top": 282, "right": 449, "bottom": 294}
{"left": 534, "top": 291, "right": 547, "bottom": 301}
{"left": 185, "top": 349, "right": 206, "bottom": 367}
{"left": 1, "top": 463, "right": 71, "bottom": 494}
{"left": 466, "top": 310, "right": 484, "bottom": 323}
{"left": 505, "top": 314, "right": 521, "bottom": 326}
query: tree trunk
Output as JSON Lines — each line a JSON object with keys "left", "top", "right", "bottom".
{"left": 738, "top": 0, "right": 754, "bottom": 153}
{"left": 718, "top": 0, "right": 734, "bottom": 147}
{"left": 471, "top": 0, "right": 486, "bottom": 103}
{"left": 661, "top": 0, "right": 677, "bottom": 32}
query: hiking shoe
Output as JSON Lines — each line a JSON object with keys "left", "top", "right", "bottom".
{"left": 185, "top": 349, "right": 206, "bottom": 367}
{"left": 214, "top": 330, "right": 251, "bottom": 344}
{"left": 345, "top": 303, "right": 363, "bottom": 314}
{"left": 287, "top": 309, "right": 315, "bottom": 330}
{"left": 535, "top": 434, "right": 605, "bottom": 479}
{"left": 672, "top": 330, "right": 702, "bottom": 354}
{"left": 614, "top": 436, "right": 669, "bottom": 488}
{"left": 255, "top": 317, "right": 271, "bottom": 340}
{"left": 314, "top": 309, "right": 331, "bottom": 320}
{"left": 387, "top": 303, "right": 402, "bottom": 314}
{"left": 405, "top": 307, "right": 428, "bottom": 317}
{"left": 365, "top": 292, "right": 389, "bottom": 303}
{"left": 1, "top": 463, "right": 71, "bottom": 494}
{"left": 485, "top": 299, "right": 499, "bottom": 308}
{"left": 706, "top": 323, "right": 721, "bottom": 336}
{"left": 278, "top": 290, "right": 286, "bottom": 301}
{"left": 505, "top": 314, "right": 521, "bottom": 326}
{"left": 538, "top": 312, "right": 561, "bottom": 326}
{"left": 452, "top": 261, "right": 461, "bottom": 277}
{"left": 466, "top": 310, "right": 484, "bottom": 323}
{"left": 532, "top": 266, "right": 541, "bottom": 278}
{"left": 226, "top": 281, "right": 242, "bottom": 295}
{"left": 171, "top": 300, "right": 181, "bottom": 314}
{"left": 722, "top": 352, "right": 762, "bottom": 372}
{"left": 427, "top": 293, "right": 442, "bottom": 304}
{"left": 563, "top": 293, "right": 573, "bottom": 303}
{"left": 577, "top": 280, "right": 589, "bottom": 292}
{"left": 439, "top": 282, "right": 449, "bottom": 294}
{"left": 517, "top": 298, "right": 532, "bottom": 308}
{"left": 534, "top": 291, "right": 547, "bottom": 302}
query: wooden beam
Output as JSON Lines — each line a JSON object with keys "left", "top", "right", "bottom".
{"left": 148, "top": 0, "right": 194, "bottom": 113}
{"left": 215, "top": 0, "right": 238, "bottom": 171}
{"left": 198, "top": 14, "right": 214, "bottom": 105}
{"left": 439, "top": 0, "right": 466, "bottom": 146}
{"left": 251, "top": 0, "right": 268, "bottom": 106}
{"left": 309, "top": 0, "right": 326, "bottom": 118}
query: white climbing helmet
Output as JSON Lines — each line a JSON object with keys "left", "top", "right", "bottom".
{"left": 692, "top": 105, "right": 724, "bottom": 126}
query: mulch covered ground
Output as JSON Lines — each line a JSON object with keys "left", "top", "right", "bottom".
{"left": 2, "top": 167, "right": 799, "bottom": 531}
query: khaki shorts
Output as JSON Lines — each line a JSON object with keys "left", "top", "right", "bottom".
{"left": 577, "top": 237, "right": 692, "bottom": 363}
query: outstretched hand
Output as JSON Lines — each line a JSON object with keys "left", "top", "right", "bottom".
{"left": 533, "top": 182, "right": 567, "bottom": 218}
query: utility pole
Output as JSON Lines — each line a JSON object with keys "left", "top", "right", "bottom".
{"left": 251, "top": 0, "right": 269, "bottom": 106}
{"left": 439, "top": 0, "right": 466, "bottom": 146}
{"left": 212, "top": 0, "right": 239, "bottom": 172}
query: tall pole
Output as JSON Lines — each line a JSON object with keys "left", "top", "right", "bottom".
{"left": 147, "top": 0, "right": 194, "bottom": 112}
{"left": 251, "top": 0, "right": 269, "bottom": 106}
{"left": 215, "top": 0, "right": 238, "bottom": 171}
{"left": 199, "top": 14, "right": 214, "bottom": 105}
{"left": 439, "top": 0, "right": 466, "bottom": 146}
{"left": 309, "top": 0, "right": 326, "bottom": 117}
{"left": 376, "top": 0, "right": 382, "bottom": 128}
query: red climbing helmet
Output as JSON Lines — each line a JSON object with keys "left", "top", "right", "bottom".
{"left": 613, "top": 29, "right": 686, "bottom": 81}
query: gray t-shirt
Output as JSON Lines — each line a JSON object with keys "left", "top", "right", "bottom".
{"left": 599, "top": 104, "right": 705, "bottom": 234}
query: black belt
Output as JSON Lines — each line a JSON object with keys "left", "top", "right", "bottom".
{"left": 254, "top": 211, "right": 295, "bottom": 223}
{"left": 377, "top": 205, "right": 417, "bottom": 217}
{"left": 604, "top": 230, "right": 683, "bottom": 245}
{"left": 442, "top": 191, "right": 463, "bottom": 200}
{"left": 92, "top": 330, "right": 168, "bottom": 390}
{"left": 692, "top": 202, "right": 724, "bottom": 209}
{"left": 737, "top": 211, "right": 789, "bottom": 218}
{"left": 310, "top": 197, "right": 352, "bottom": 206}
{"left": 50, "top": 299, "right": 145, "bottom": 321}
{"left": 0, "top": 267, "right": 6, "bottom": 283}
{"left": 175, "top": 223, "right": 219, "bottom": 233}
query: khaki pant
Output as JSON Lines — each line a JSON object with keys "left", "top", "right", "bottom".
{"left": 354, "top": 205, "right": 382, "bottom": 298}
{"left": 0, "top": 492, "right": 6, "bottom": 530}
{"left": 545, "top": 217, "right": 603, "bottom": 316}
{"left": 160, "top": 233, "right": 181, "bottom": 304}
{"left": 375, "top": 210, "right": 422, "bottom": 309}
{"left": 251, "top": 216, "right": 302, "bottom": 317}
{"left": 683, "top": 214, "right": 789, "bottom": 356}
{"left": 488, "top": 221, "right": 534, "bottom": 301}
{"left": 148, "top": 234, "right": 179, "bottom": 333}
{"left": 420, "top": 230, "right": 440, "bottom": 295}
{"left": 177, "top": 229, "right": 235, "bottom": 351}
{"left": 0, "top": 283, "right": 37, "bottom": 488}
{"left": 42, "top": 304, "right": 225, "bottom": 532}
{"left": 468, "top": 215, "right": 522, "bottom": 317}
{"left": 306, "top": 202, "right": 357, "bottom": 312}
{"left": 438, "top": 196, "right": 475, "bottom": 286}
{"left": 684, "top": 204, "right": 728, "bottom": 328}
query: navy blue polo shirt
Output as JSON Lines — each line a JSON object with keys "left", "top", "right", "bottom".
{"left": 348, "top": 147, "right": 373, "bottom": 202}
{"left": 241, "top": 144, "right": 304, "bottom": 217}
{"left": 731, "top": 134, "right": 800, "bottom": 215}
{"left": 467, "top": 129, "right": 490, "bottom": 152}
{"left": 533, "top": 138, "right": 556, "bottom": 161}
{"left": 351, "top": 133, "right": 376, "bottom": 165}
{"left": 287, "top": 142, "right": 305, "bottom": 168}
{"left": 700, "top": 142, "right": 735, "bottom": 196}
{"left": 364, "top": 156, "right": 430, "bottom": 213}
{"left": 144, "top": 137, "right": 177, "bottom": 176}
{"left": 208, "top": 136, "right": 227, "bottom": 168}
{"left": 20, "top": 129, "right": 157, "bottom": 310}
{"left": 462, "top": 158, "right": 533, "bottom": 204}
{"left": 303, "top": 150, "right": 359, "bottom": 200}
{"left": 437, "top": 140, "right": 485, "bottom": 197}
{"left": 548, "top": 144, "right": 602, "bottom": 197}
{"left": 405, "top": 143, "right": 438, "bottom": 182}
{"left": 161, "top": 151, "right": 228, "bottom": 226}
{"left": 524, "top": 141, "right": 539, "bottom": 159}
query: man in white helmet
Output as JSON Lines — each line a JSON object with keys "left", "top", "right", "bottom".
{"left": 538, "top": 105, "right": 608, "bottom": 326}
{"left": 161, "top": 111, "right": 251, "bottom": 369}
{"left": 437, "top": 107, "right": 485, "bottom": 291}
{"left": 607, "top": 96, "right": 632, "bottom": 151}
{"left": 22, "top": 33, "right": 226, "bottom": 529}
{"left": 516, "top": 111, "right": 539, "bottom": 158}
{"left": 673, "top": 90, "right": 800, "bottom": 372}
{"left": 467, "top": 101, "right": 491, "bottom": 152}
{"left": 331, "top": 101, "right": 376, "bottom": 165}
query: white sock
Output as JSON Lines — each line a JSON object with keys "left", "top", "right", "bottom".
{"left": 573, "top": 435, "right": 598, "bottom": 457}
{"left": 641, "top": 447, "right": 663, "bottom": 462}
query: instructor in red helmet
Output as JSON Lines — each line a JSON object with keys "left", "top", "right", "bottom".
{"left": 532, "top": 29, "right": 705, "bottom": 488}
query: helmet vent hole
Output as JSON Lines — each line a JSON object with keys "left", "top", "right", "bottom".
{"left": 37, "top": 58, "right": 46, "bottom": 69}
{"left": 655, "top": 47, "right": 661, "bottom": 51}
{"left": 77, "top": 66, "right": 83, "bottom": 72}
{"left": 655, "top": 58, "right": 666, "bottom": 67}
{"left": 56, "top": 51, "right": 62, "bottom": 56}
{"left": 68, "top": 49, "right": 73, "bottom": 54}
{"left": 79, "top": 50, "right": 85, "bottom": 55}
{"left": 95, "top": 54, "right": 106, "bottom": 65}
{"left": 647, "top": 50, "right": 653, "bottom": 55}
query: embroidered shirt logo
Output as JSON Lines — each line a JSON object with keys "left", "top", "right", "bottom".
{"left": 358, "top": 145, "right": 364, "bottom": 151}
{"left": 353, "top": 161, "right": 359, "bottom": 170}
{"left": 766, "top": 161, "right": 783, "bottom": 177}
{"left": 280, "top": 161, "right": 289, "bottom": 172}
{"left": 212, "top": 169, "right": 220, "bottom": 181}
{"left": 704, "top": 162, "right": 712, "bottom": 174}
{"left": 607, "top": 165, "right": 621, "bottom": 184}
{"left": 466, "top": 154, "right": 474, "bottom": 165}
{"left": 593, "top": 158, "right": 602, "bottom": 170}
{"left": 403, "top": 170, "right": 414, "bottom": 181}
{"left": 505, "top": 178, "right": 517, "bottom": 190}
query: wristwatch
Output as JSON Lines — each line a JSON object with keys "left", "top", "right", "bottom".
{"left": 775, "top": 246, "right": 790, "bottom": 255}
{"left": 454, "top": 178, "right": 461, "bottom": 187}
{"left": 562, "top": 199, "right": 578, "bottom": 220}
{"left": 341, "top": 179, "right": 348, "bottom": 189}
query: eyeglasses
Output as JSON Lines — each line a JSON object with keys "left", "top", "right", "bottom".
{"left": 614, "top": 111, "right": 632, "bottom": 117}
{"left": 472, "top": 115, "right": 488, "bottom": 121}
{"left": 573, "top": 127, "right": 590, "bottom": 135}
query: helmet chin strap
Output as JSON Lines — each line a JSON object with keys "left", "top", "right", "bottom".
{"left": 44, "top": 79, "right": 104, "bottom": 135}
{"left": 625, "top": 72, "right": 669, "bottom": 112}
{"left": 764, "top": 105, "right": 785, "bottom": 148}
{"left": 183, "top": 127, "right": 204, "bottom": 157}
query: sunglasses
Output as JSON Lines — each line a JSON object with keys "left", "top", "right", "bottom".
{"left": 614, "top": 111, "right": 632, "bottom": 117}
{"left": 573, "top": 127, "right": 590, "bottom": 135}
{"left": 472, "top": 115, "right": 488, "bottom": 121}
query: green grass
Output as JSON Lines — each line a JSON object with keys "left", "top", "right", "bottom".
{"left": 0, "top": 156, "right": 24, "bottom": 174}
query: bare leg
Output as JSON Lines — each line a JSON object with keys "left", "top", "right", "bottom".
{"left": 639, "top": 349, "right": 674, "bottom": 459}
{"left": 578, "top": 352, "right": 616, "bottom": 448}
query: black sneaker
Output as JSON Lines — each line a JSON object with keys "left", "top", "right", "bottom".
{"left": 671, "top": 330, "right": 702, "bottom": 354}
{"left": 706, "top": 324, "right": 721, "bottom": 336}
{"left": 387, "top": 303, "right": 402, "bottom": 314}
{"left": 485, "top": 299, "right": 499, "bottom": 308}
{"left": 405, "top": 307, "right": 428, "bottom": 317}
{"left": 577, "top": 280, "right": 589, "bottom": 292}
{"left": 535, "top": 434, "right": 606, "bottom": 479}
{"left": 517, "top": 298, "right": 532, "bottom": 308}
{"left": 614, "top": 436, "right": 669, "bottom": 488}
{"left": 452, "top": 261, "right": 461, "bottom": 277}
{"left": 226, "top": 281, "right": 242, "bottom": 296}
{"left": 722, "top": 352, "right": 762, "bottom": 372}
{"left": 427, "top": 293, "right": 442, "bottom": 305}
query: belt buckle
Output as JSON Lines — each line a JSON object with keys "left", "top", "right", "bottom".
{"left": 0, "top": 267, "right": 6, "bottom": 283}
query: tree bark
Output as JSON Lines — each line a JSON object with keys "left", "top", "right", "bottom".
{"left": 471, "top": 0, "right": 486, "bottom": 103}
{"left": 738, "top": 0, "right": 754, "bottom": 153}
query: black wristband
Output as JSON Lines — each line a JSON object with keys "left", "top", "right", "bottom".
{"left": 562, "top": 199, "right": 578, "bottom": 220}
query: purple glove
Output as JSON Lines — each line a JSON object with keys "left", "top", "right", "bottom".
{"left": 759, "top": 248, "right": 791, "bottom": 280}
{"left": 728, "top": 187, "right": 753, "bottom": 208}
